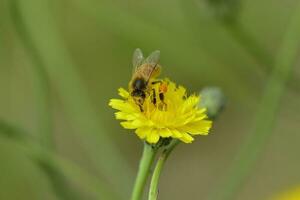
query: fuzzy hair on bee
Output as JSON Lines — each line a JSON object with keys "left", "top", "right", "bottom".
{"left": 129, "top": 48, "right": 161, "bottom": 109}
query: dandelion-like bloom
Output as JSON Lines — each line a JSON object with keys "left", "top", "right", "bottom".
{"left": 109, "top": 79, "right": 212, "bottom": 144}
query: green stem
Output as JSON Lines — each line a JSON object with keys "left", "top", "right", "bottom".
{"left": 209, "top": 4, "right": 300, "bottom": 200}
{"left": 131, "top": 143, "right": 157, "bottom": 200}
{"left": 148, "top": 154, "right": 165, "bottom": 200}
{"left": 148, "top": 140, "right": 179, "bottom": 200}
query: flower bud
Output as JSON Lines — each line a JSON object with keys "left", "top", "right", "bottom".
{"left": 199, "top": 87, "right": 226, "bottom": 119}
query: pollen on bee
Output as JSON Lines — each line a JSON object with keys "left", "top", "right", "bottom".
{"left": 148, "top": 83, "right": 168, "bottom": 111}
{"left": 159, "top": 82, "right": 168, "bottom": 93}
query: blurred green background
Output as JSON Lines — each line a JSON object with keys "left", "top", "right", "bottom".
{"left": 0, "top": 0, "right": 300, "bottom": 199}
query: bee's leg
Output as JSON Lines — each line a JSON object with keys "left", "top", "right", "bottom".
{"left": 138, "top": 104, "right": 144, "bottom": 112}
{"left": 151, "top": 88, "right": 157, "bottom": 105}
{"left": 157, "top": 81, "right": 168, "bottom": 110}
{"left": 136, "top": 98, "right": 144, "bottom": 112}
{"left": 159, "top": 92, "right": 164, "bottom": 101}
{"left": 151, "top": 80, "right": 162, "bottom": 85}
{"left": 158, "top": 93, "right": 167, "bottom": 111}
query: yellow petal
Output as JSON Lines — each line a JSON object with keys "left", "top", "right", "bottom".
{"left": 196, "top": 108, "right": 207, "bottom": 115}
{"left": 193, "top": 114, "right": 208, "bottom": 122}
{"left": 176, "top": 85, "right": 186, "bottom": 98}
{"left": 109, "top": 99, "right": 138, "bottom": 113}
{"left": 115, "top": 112, "right": 137, "bottom": 120}
{"left": 118, "top": 88, "right": 129, "bottom": 98}
{"left": 179, "top": 133, "right": 194, "bottom": 143}
{"left": 146, "top": 129, "right": 160, "bottom": 144}
{"left": 159, "top": 128, "right": 172, "bottom": 137}
{"left": 135, "top": 127, "right": 151, "bottom": 139}
{"left": 170, "top": 129, "right": 183, "bottom": 138}
{"left": 182, "top": 120, "right": 212, "bottom": 135}
{"left": 121, "top": 120, "right": 143, "bottom": 129}
{"left": 181, "top": 95, "right": 200, "bottom": 113}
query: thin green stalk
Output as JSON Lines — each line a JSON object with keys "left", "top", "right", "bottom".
{"left": 208, "top": 4, "right": 300, "bottom": 200}
{"left": 148, "top": 140, "right": 179, "bottom": 200}
{"left": 131, "top": 143, "right": 157, "bottom": 200}
{"left": 148, "top": 155, "right": 164, "bottom": 200}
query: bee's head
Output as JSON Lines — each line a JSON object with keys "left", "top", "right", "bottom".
{"left": 130, "top": 78, "right": 147, "bottom": 109}
{"left": 132, "top": 78, "right": 147, "bottom": 91}
{"left": 131, "top": 89, "right": 146, "bottom": 110}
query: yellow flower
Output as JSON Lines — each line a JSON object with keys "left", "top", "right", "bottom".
{"left": 109, "top": 79, "right": 212, "bottom": 144}
{"left": 273, "top": 186, "right": 300, "bottom": 200}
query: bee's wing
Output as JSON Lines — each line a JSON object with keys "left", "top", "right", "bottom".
{"left": 144, "top": 50, "right": 160, "bottom": 66}
{"left": 132, "top": 48, "right": 144, "bottom": 72}
{"left": 144, "top": 50, "right": 161, "bottom": 82}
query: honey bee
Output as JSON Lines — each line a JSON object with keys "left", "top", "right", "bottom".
{"left": 129, "top": 48, "right": 162, "bottom": 110}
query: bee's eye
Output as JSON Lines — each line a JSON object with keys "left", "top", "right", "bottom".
{"left": 133, "top": 79, "right": 146, "bottom": 90}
